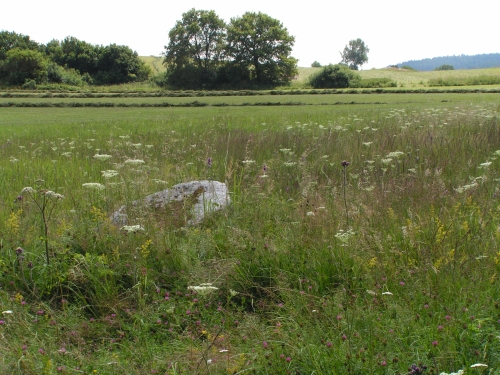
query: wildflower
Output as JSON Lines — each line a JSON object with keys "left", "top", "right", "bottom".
{"left": 82, "top": 183, "right": 105, "bottom": 191}
{"left": 21, "top": 187, "right": 36, "bottom": 194}
{"left": 263, "top": 341, "right": 268, "bottom": 349}
{"left": 470, "top": 364, "right": 487, "bottom": 368}
{"left": 124, "top": 159, "right": 145, "bottom": 165}
{"left": 341, "top": 334, "right": 347, "bottom": 341}
{"left": 382, "top": 291, "right": 393, "bottom": 296}
{"left": 340, "top": 160, "right": 350, "bottom": 167}
{"left": 386, "top": 151, "right": 405, "bottom": 158}
{"left": 206, "top": 157, "right": 212, "bottom": 168}
{"left": 43, "top": 190, "right": 64, "bottom": 201}
{"left": 2, "top": 310, "right": 13, "bottom": 314}
{"left": 399, "top": 281, "right": 405, "bottom": 286}
{"left": 0, "top": 320, "right": 5, "bottom": 325}
{"left": 101, "top": 170, "right": 119, "bottom": 178}
{"left": 286, "top": 357, "right": 291, "bottom": 362}
{"left": 187, "top": 283, "right": 218, "bottom": 296}
{"left": 120, "top": 225, "right": 145, "bottom": 233}
{"left": 432, "top": 340, "right": 438, "bottom": 346}
{"left": 93, "top": 154, "right": 112, "bottom": 161}
{"left": 326, "top": 341, "right": 332, "bottom": 347}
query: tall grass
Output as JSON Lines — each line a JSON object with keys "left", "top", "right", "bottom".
{"left": 0, "top": 100, "right": 499, "bottom": 374}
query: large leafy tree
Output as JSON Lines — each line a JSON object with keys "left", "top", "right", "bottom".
{"left": 226, "top": 12, "right": 297, "bottom": 85}
{"left": 164, "top": 8, "right": 226, "bottom": 88}
{"left": 340, "top": 38, "right": 369, "bottom": 70}
{"left": 0, "top": 31, "right": 40, "bottom": 61}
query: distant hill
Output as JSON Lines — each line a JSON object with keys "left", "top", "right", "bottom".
{"left": 397, "top": 53, "right": 500, "bottom": 71}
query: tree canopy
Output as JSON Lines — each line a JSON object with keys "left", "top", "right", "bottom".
{"left": 226, "top": 12, "right": 297, "bottom": 85}
{"left": 164, "top": 9, "right": 226, "bottom": 88}
{"left": 340, "top": 38, "right": 369, "bottom": 70}
{"left": 163, "top": 9, "right": 298, "bottom": 89}
{"left": 0, "top": 30, "right": 151, "bottom": 87}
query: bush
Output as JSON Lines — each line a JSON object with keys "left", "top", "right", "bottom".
{"left": 308, "top": 64, "right": 361, "bottom": 89}
{"left": 46, "top": 63, "right": 86, "bottom": 86}
{"left": 434, "top": 64, "right": 454, "bottom": 71}
{"left": 401, "top": 65, "right": 416, "bottom": 71}
{"left": 311, "top": 61, "right": 321, "bottom": 68}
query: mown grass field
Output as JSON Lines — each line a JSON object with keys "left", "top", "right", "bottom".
{"left": 0, "top": 91, "right": 499, "bottom": 375}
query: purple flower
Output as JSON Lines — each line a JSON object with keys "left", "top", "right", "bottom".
{"left": 263, "top": 341, "right": 268, "bottom": 349}
{"left": 207, "top": 157, "right": 212, "bottom": 168}
{"left": 431, "top": 340, "right": 438, "bottom": 347}
{"left": 286, "top": 357, "right": 291, "bottom": 362}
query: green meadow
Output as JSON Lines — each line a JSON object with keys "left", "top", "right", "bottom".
{"left": 0, "top": 91, "right": 499, "bottom": 374}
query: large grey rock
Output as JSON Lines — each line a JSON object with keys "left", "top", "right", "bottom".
{"left": 111, "top": 180, "right": 229, "bottom": 226}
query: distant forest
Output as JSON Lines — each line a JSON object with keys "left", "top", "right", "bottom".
{"left": 397, "top": 53, "right": 500, "bottom": 71}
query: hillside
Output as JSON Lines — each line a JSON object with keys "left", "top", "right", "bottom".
{"left": 397, "top": 53, "right": 500, "bottom": 71}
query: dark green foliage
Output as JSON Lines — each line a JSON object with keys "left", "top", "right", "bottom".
{"left": 94, "top": 44, "right": 151, "bottom": 85}
{"left": 340, "top": 38, "right": 369, "bottom": 70}
{"left": 434, "top": 64, "right": 454, "bottom": 71}
{"left": 311, "top": 61, "right": 321, "bottom": 68}
{"left": 46, "top": 62, "right": 86, "bottom": 86}
{"left": 308, "top": 64, "right": 361, "bottom": 88}
{"left": 401, "top": 65, "right": 417, "bottom": 70}
{"left": 0, "top": 30, "right": 40, "bottom": 60}
{"left": 227, "top": 12, "right": 298, "bottom": 85}
{"left": 0, "top": 48, "right": 48, "bottom": 85}
{"left": 164, "top": 9, "right": 226, "bottom": 89}
{"left": 163, "top": 9, "right": 298, "bottom": 89}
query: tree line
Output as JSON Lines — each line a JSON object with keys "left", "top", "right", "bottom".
{"left": 0, "top": 31, "right": 151, "bottom": 87}
{"left": 1, "top": 10, "right": 371, "bottom": 90}
{"left": 397, "top": 53, "right": 500, "bottom": 71}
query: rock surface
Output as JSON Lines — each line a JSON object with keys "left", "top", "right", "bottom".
{"left": 111, "top": 180, "right": 229, "bottom": 226}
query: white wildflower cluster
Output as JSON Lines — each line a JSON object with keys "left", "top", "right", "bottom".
{"left": 334, "top": 229, "right": 355, "bottom": 244}
{"left": 61, "top": 152, "right": 72, "bottom": 158}
{"left": 381, "top": 158, "right": 393, "bottom": 165}
{"left": 43, "top": 191, "right": 64, "bottom": 200}
{"left": 21, "top": 187, "right": 36, "bottom": 194}
{"left": 386, "top": 151, "right": 405, "bottom": 158}
{"left": 283, "top": 162, "right": 297, "bottom": 167}
{"left": 120, "top": 225, "right": 145, "bottom": 233}
{"left": 454, "top": 176, "right": 484, "bottom": 194}
{"left": 93, "top": 154, "right": 112, "bottom": 161}
{"left": 124, "top": 159, "right": 145, "bottom": 165}
{"left": 478, "top": 161, "right": 492, "bottom": 168}
{"left": 10, "top": 156, "right": 19, "bottom": 163}
{"left": 280, "top": 148, "right": 293, "bottom": 155}
{"left": 362, "top": 142, "right": 373, "bottom": 146}
{"left": 439, "top": 370, "right": 464, "bottom": 375}
{"left": 101, "top": 170, "right": 119, "bottom": 179}
{"left": 242, "top": 159, "right": 256, "bottom": 164}
{"left": 187, "top": 283, "right": 219, "bottom": 296}
{"left": 82, "top": 183, "right": 105, "bottom": 191}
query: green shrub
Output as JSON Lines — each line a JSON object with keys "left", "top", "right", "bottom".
{"left": 401, "top": 65, "right": 416, "bottom": 71}
{"left": 308, "top": 64, "right": 361, "bottom": 88}
{"left": 434, "top": 64, "right": 455, "bottom": 71}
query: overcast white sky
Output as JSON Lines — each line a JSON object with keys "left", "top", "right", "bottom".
{"left": 2, "top": 0, "right": 498, "bottom": 69}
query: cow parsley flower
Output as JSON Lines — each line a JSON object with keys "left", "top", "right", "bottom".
{"left": 124, "top": 159, "right": 145, "bottom": 165}
{"left": 82, "top": 183, "right": 105, "bottom": 191}
{"left": 93, "top": 154, "right": 112, "bottom": 161}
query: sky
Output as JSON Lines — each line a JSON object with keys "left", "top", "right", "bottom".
{"left": 2, "top": 0, "right": 498, "bottom": 69}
